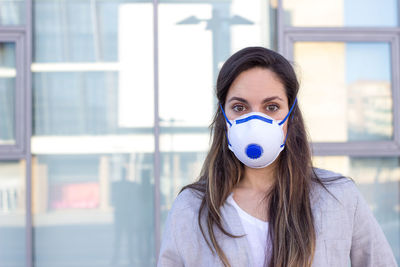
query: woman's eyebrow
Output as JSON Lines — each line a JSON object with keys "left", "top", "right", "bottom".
{"left": 227, "top": 96, "right": 249, "bottom": 104}
{"left": 261, "top": 96, "right": 284, "bottom": 103}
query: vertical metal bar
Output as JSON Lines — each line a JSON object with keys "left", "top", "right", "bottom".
{"left": 25, "top": 0, "right": 33, "bottom": 265}
{"left": 398, "top": 0, "right": 400, "bottom": 27}
{"left": 391, "top": 35, "right": 400, "bottom": 146}
{"left": 277, "top": 0, "right": 284, "bottom": 54}
{"left": 14, "top": 30, "right": 30, "bottom": 267}
{"left": 25, "top": 156, "right": 32, "bottom": 267}
{"left": 0, "top": 32, "right": 26, "bottom": 157}
{"left": 286, "top": 34, "right": 294, "bottom": 61}
{"left": 15, "top": 34, "right": 25, "bottom": 156}
{"left": 153, "top": 0, "right": 161, "bottom": 263}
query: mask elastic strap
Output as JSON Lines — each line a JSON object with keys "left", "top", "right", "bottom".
{"left": 220, "top": 103, "right": 232, "bottom": 146}
{"left": 278, "top": 97, "right": 297, "bottom": 126}
{"left": 219, "top": 103, "right": 232, "bottom": 127}
{"left": 279, "top": 98, "right": 297, "bottom": 148}
{"left": 280, "top": 130, "right": 288, "bottom": 148}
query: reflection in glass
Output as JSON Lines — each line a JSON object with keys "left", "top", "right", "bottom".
{"left": 158, "top": 1, "right": 273, "bottom": 128}
{"left": 33, "top": 154, "right": 154, "bottom": 266}
{"left": 313, "top": 156, "right": 400, "bottom": 264}
{"left": 33, "top": 1, "right": 155, "bottom": 136}
{"left": 0, "top": 161, "right": 26, "bottom": 266}
{"left": 0, "top": 0, "right": 25, "bottom": 25}
{"left": 294, "top": 42, "right": 392, "bottom": 142}
{"left": 33, "top": 72, "right": 120, "bottom": 136}
{"left": 32, "top": 1, "right": 155, "bottom": 266}
{"left": 160, "top": 151, "right": 206, "bottom": 222}
{"left": 0, "top": 43, "right": 16, "bottom": 145}
{"left": 283, "top": 0, "right": 398, "bottom": 27}
{"left": 34, "top": 0, "right": 118, "bottom": 62}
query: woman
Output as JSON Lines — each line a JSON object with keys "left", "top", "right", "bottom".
{"left": 157, "top": 47, "right": 397, "bottom": 267}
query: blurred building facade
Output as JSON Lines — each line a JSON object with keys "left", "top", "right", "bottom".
{"left": 0, "top": 0, "right": 399, "bottom": 266}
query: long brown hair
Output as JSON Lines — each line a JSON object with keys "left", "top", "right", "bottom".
{"left": 182, "top": 47, "right": 333, "bottom": 267}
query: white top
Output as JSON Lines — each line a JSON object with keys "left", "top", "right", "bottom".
{"left": 226, "top": 193, "right": 270, "bottom": 267}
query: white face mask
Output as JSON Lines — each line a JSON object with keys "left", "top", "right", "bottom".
{"left": 221, "top": 98, "right": 297, "bottom": 169}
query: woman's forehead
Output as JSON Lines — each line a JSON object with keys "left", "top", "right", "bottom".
{"left": 227, "top": 68, "right": 287, "bottom": 103}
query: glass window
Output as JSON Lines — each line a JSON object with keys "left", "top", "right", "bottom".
{"left": 158, "top": 1, "right": 274, "bottom": 128}
{"left": 0, "top": 160, "right": 26, "bottom": 266}
{"left": 313, "top": 156, "right": 400, "bottom": 264}
{"left": 0, "top": 0, "right": 25, "bottom": 25}
{"left": 294, "top": 42, "right": 393, "bottom": 142}
{"left": 33, "top": 72, "right": 122, "bottom": 135}
{"left": 283, "top": 0, "right": 398, "bottom": 27}
{"left": 32, "top": 1, "right": 155, "bottom": 266}
{"left": 0, "top": 42, "right": 16, "bottom": 145}
{"left": 33, "top": 0, "right": 120, "bottom": 62}
{"left": 32, "top": 154, "right": 154, "bottom": 266}
{"left": 160, "top": 151, "right": 206, "bottom": 223}
{"left": 158, "top": 0, "right": 277, "bottom": 226}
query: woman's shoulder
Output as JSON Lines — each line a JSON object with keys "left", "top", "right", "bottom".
{"left": 169, "top": 187, "right": 205, "bottom": 215}
{"left": 311, "top": 167, "right": 360, "bottom": 210}
{"left": 312, "top": 167, "right": 355, "bottom": 189}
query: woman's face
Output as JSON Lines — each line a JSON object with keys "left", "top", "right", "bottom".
{"left": 224, "top": 67, "right": 289, "bottom": 132}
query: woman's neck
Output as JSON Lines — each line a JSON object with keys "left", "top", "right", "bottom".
{"left": 238, "top": 163, "right": 276, "bottom": 194}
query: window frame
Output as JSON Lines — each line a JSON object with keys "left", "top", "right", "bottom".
{"left": 0, "top": 30, "right": 27, "bottom": 159}
{"left": 277, "top": 0, "right": 400, "bottom": 157}
{"left": 0, "top": 2, "right": 33, "bottom": 265}
{"left": 284, "top": 30, "right": 400, "bottom": 156}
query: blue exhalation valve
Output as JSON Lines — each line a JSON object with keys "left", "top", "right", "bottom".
{"left": 245, "top": 144, "right": 263, "bottom": 159}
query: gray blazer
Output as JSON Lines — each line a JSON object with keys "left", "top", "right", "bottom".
{"left": 158, "top": 169, "right": 397, "bottom": 267}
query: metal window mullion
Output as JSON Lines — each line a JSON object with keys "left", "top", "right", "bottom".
{"left": 277, "top": 0, "right": 284, "bottom": 54}
{"left": 285, "top": 32, "right": 399, "bottom": 42}
{"left": 15, "top": 34, "right": 25, "bottom": 155}
{"left": 0, "top": 33, "right": 25, "bottom": 157}
{"left": 312, "top": 142, "right": 400, "bottom": 157}
{"left": 0, "top": 145, "right": 24, "bottom": 155}
{"left": 25, "top": 0, "right": 33, "bottom": 265}
{"left": 0, "top": 26, "right": 25, "bottom": 33}
{"left": 391, "top": 34, "right": 400, "bottom": 147}
{"left": 284, "top": 26, "right": 400, "bottom": 35}
{"left": 283, "top": 33, "right": 293, "bottom": 62}
{"left": 0, "top": 13, "right": 32, "bottom": 267}
{"left": 0, "top": 153, "right": 26, "bottom": 160}
{"left": 398, "top": 0, "right": 400, "bottom": 27}
{"left": 288, "top": 34, "right": 397, "bottom": 42}
{"left": 153, "top": 0, "right": 161, "bottom": 263}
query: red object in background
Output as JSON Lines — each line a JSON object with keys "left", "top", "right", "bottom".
{"left": 50, "top": 182, "right": 100, "bottom": 209}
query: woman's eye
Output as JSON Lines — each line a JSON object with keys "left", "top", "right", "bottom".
{"left": 266, "top": 104, "right": 279, "bottom": 112}
{"left": 232, "top": 104, "right": 246, "bottom": 112}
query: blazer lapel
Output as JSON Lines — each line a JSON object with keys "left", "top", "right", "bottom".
{"left": 219, "top": 201, "right": 255, "bottom": 267}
